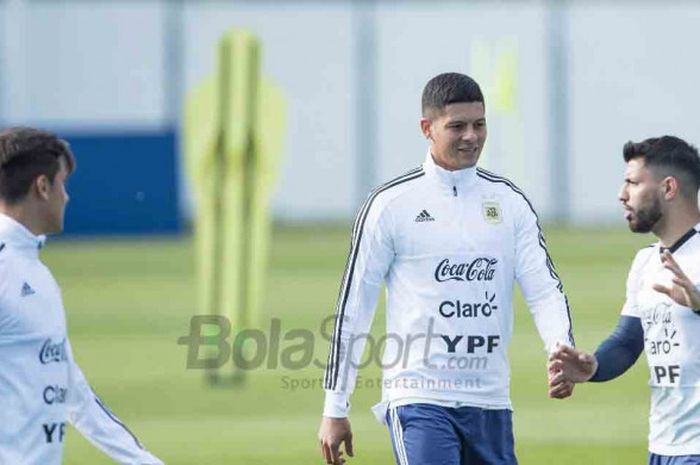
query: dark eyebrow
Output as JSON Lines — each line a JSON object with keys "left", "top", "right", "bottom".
{"left": 447, "top": 118, "right": 486, "bottom": 125}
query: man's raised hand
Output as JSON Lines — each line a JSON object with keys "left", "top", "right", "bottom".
{"left": 653, "top": 250, "right": 700, "bottom": 310}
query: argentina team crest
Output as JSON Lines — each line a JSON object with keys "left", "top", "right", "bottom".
{"left": 482, "top": 201, "right": 502, "bottom": 224}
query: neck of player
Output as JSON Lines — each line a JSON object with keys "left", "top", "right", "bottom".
{"left": 654, "top": 205, "right": 700, "bottom": 248}
{"left": 0, "top": 202, "right": 46, "bottom": 236}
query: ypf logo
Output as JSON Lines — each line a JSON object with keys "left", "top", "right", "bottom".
{"left": 434, "top": 258, "right": 497, "bottom": 283}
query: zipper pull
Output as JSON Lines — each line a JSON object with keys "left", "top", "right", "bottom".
{"left": 453, "top": 186, "right": 458, "bottom": 197}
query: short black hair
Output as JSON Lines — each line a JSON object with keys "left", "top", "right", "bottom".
{"left": 0, "top": 127, "right": 76, "bottom": 204}
{"left": 623, "top": 135, "right": 700, "bottom": 199}
{"left": 421, "top": 72, "right": 484, "bottom": 118}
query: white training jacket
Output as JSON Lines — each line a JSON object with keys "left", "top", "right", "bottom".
{"left": 0, "top": 214, "right": 163, "bottom": 465}
{"left": 621, "top": 225, "right": 700, "bottom": 456}
{"left": 323, "top": 153, "right": 574, "bottom": 421}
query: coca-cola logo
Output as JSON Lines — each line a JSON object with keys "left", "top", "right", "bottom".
{"left": 39, "top": 338, "right": 67, "bottom": 365}
{"left": 434, "top": 258, "right": 497, "bottom": 282}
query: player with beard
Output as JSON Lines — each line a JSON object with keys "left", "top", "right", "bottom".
{"left": 548, "top": 136, "right": 700, "bottom": 465}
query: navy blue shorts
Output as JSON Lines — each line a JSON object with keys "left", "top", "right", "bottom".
{"left": 386, "top": 403, "right": 517, "bottom": 465}
{"left": 649, "top": 453, "right": 700, "bottom": 465}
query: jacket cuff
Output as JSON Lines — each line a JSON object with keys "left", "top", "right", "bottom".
{"left": 323, "top": 391, "right": 350, "bottom": 418}
{"left": 546, "top": 339, "right": 570, "bottom": 355}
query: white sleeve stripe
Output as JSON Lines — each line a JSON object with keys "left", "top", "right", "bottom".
{"left": 324, "top": 167, "right": 424, "bottom": 390}
{"left": 476, "top": 168, "right": 575, "bottom": 346}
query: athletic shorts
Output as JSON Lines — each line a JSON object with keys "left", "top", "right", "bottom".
{"left": 386, "top": 403, "right": 517, "bottom": 465}
{"left": 649, "top": 453, "right": 700, "bottom": 465}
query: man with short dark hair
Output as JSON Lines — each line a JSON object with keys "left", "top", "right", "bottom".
{"left": 318, "top": 73, "right": 575, "bottom": 465}
{"left": 549, "top": 136, "right": 700, "bottom": 465}
{"left": 0, "top": 128, "right": 163, "bottom": 464}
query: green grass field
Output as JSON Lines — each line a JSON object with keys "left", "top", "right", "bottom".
{"left": 48, "top": 225, "right": 653, "bottom": 464}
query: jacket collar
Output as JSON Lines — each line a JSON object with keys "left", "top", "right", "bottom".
{"left": 0, "top": 213, "right": 46, "bottom": 258}
{"left": 658, "top": 222, "right": 700, "bottom": 254}
{"left": 422, "top": 151, "right": 478, "bottom": 193}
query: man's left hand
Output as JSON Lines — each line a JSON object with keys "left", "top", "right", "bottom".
{"left": 654, "top": 250, "right": 700, "bottom": 310}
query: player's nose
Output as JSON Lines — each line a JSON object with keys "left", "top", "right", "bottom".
{"left": 617, "top": 185, "right": 628, "bottom": 202}
{"left": 462, "top": 126, "right": 477, "bottom": 142}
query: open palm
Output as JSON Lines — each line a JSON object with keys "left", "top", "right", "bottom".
{"left": 653, "top": 250, "right": 700, "bottom": 309}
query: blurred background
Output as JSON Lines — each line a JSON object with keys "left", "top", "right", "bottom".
{"left": 3, "top": 0, "right": 699, "bottom": 229}
{"left": 1, "top": 0, "right": 699, "bottom": 463}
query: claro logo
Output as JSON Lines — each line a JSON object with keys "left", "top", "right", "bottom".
{"left": 439, "top": 293, "right": 498, "bottom": 318}
{"left": 39, "top": 338, "right": 67, "bottom": 364}
{"left": 43, "top": 385, "right": 68, "bottom": 405}
{"left": 434, "top": 258, "right": 497, "bottom": 283}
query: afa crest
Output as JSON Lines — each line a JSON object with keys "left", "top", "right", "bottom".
{"left": 482, "top": 201, "right": 502, "bottom": 224}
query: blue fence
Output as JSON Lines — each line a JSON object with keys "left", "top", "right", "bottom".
{"left": 61, "top": 130, "right": 181, "bottom": 235}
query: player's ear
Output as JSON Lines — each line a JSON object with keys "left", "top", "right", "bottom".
{"left": 420, "top": 118, "right": 432, "bottom": 140}
{"left": 33, "top": 174, "right": 51, "bottom": 201}
{"left": 661, "top": 176, "right": 679, "bottom": 201}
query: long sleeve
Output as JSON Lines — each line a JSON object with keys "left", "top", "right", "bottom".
{"left": 66, "top": 341, "right": 164, "bottom": 465}
{"left": 514, "top": 196, "right": 574, "bottom": 352}
{"left": 589, "top": 249, "right": 649, "bottom": 381}
{"left": 322, "top": 195, "right": 395, "bottom": 418}
{"left": 590, "top": 315, "right": 644, "bottom": 382}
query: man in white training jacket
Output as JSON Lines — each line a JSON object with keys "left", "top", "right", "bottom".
{"left": 0, "top": 127, "right": 163, "bottom": 464}
{"left": 318, "top": 73, "right": 575, "bottom": 465}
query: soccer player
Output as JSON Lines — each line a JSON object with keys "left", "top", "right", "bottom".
{"left": 318, "top": 73, "right": 575, "bottom": 465}
{"left": 0, "top": 128, "right": 163, "bottom": 464}
{"left": 548, "top": 136, "right": 700, "bottom": 464}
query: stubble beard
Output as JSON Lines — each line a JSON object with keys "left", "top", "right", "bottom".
{"left": 628, "top": 196, "right": 663, "bottom": 233}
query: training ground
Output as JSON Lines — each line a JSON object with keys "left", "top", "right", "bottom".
{"left": 53, "top": 225, "right": 651, "bottom": 464}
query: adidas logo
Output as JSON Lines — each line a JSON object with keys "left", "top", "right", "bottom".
{"left": 21, "top": 282, "right": 35, "bottom": 297}
{"left": 415, "top": 209, "right": 435, "bottom": 223}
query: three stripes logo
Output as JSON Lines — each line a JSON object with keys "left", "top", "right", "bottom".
{"left": 415, "top": 209, "right": 435, "bottom": 223}
{"left": 21, "top": 282, "right": 35, "bottom": 297}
